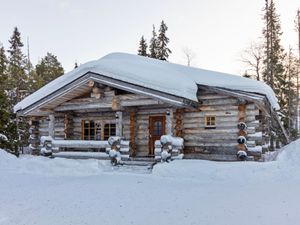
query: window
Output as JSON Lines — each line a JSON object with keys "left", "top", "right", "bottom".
{"left": 82, "top": 120, "right": 102, "bottom": 140}
{"left": 205, "top": 116, "right": 216, "bottom": 129}
{"left": 104, "top": 123, "right": 116, "bottom": 140}
{"left": 153, "top": 121, "right": 162, "bottom": 135}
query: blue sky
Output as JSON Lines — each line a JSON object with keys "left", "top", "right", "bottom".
{"left": 0, "top": 0, "right": 299, "bottom": 74}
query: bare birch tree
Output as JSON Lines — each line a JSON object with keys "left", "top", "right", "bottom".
{"left": 182, "top": 47, "right": 196, "bottom": 67}
{"left": 240, "top": 41, "right": 263, "bottom": 81}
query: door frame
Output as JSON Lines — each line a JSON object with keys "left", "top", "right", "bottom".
{"left": 148, "top": 115, "right": 166, "bottom": 156}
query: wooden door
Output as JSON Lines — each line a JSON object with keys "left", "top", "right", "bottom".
{"left": 149, "top": 116, "right": 165, "bottom": 156}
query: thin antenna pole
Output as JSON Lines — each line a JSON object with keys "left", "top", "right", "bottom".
{"left": 27, "top": 36, "right": 31, "bottom": 72}
{"left": 266, "top": 0, "right": 270, "bottom": 86}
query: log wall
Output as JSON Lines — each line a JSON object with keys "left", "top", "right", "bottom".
{"left": 72, "top": 112, "right": 116, "bottom": 140}
{"left": 29, "top": 86, "right": 269, "bottom": 160}
{"left": 126, "top": 107, "right": 171, "bottom": 157}
{"left": 39, "top": 118, "right": 49, "bottom": 137}
{"left": 182, "top": 89, "right": 263, "bottom": 160}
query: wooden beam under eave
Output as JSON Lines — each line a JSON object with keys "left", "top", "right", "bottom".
{"left": 55, "top": 102, "right": 112, "bottom": 112}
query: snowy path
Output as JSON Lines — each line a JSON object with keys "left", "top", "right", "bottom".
{"left": 1, "top": 140, "right": 300, "bottom": 225}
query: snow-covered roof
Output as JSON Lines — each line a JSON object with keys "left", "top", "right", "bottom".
{"left": 14, "top": 52, "right": 279, "bottom": 112}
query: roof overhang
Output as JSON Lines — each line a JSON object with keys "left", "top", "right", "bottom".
{"left": 198, "top": 85, "right": 289, "bottom": 143}
{"left": 17, "top": 72, "right": 199, "bottom": 116}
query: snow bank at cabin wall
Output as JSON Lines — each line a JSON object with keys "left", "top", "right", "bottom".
{"left": 14, "top": 52, "right": 279, "bottom": 112}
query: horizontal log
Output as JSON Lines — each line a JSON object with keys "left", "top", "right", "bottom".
{"left": 137, "top": 108, "right": 168, "bottom": 115}
{"left": 121, "top": 99, "right": 164, "bottom": 107}
{"left": 201, "top": 98, "right": 238, "bottom": 106}
{"left": 184, "top": 133, "right": 237, "bottom": 140}
{"left": 183, "top": 109, "right": 260, "bottom": 119}
{"left": 51, "top": 140, "right": 110, "bottom": 148}
{"left": 183, "top": 128, "right": 238, "bottom": 134}
{"left": 198, "top": 94, "right": 233, "bottom": 100}
{"left": 55, "top": 128, "right": 65, "bottom": 132}
{"left": 183, "top": 122, "right": 238, "bottom": 129}
{"left": 199, "top": 104, "right": 256, "bottom": 111}
{"left": 184, "top": 142, "right": 237, "bottom": 147}
{"left": 55, "top": 102, "right": 112, "bottom": 111}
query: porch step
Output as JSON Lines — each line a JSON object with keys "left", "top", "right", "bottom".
{"left": 123, "top": 159, "right": 156, "bottom": 168}
{"left": 51, "top": 152, "right": 157, "bottom": 171}
{"left": 128, "top": 156, "right": 156, "bottom": 162}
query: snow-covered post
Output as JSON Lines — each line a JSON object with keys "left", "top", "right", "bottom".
{"left": 29, "top": 118, "right": 40, "bottom": 155}
{"left": 159, "top": 135, "right": 184, "bottom": 162}
{"left": 237, "top": 103, "right": 248, "bottom": 161}
{"left": 166, "top": 109, "right": 173, "bottom": 135}
{"left": 115, "top": 111, "right": 123, "bottom": 137}
{"left": 48, "top": 114, "right": 55, "bottom": 138}
{"left": 107, "top": 136, "right": 122, "bottom": 166}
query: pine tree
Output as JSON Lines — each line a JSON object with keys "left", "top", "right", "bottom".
{"left": 157, "top": 20, "right": 172, "bottom": 61}
{"left": 149, "top": 25, "right": 159, "bottom": 59}
{"left": 34, "top": 52, "right": 64, "bottom": 90}
{"left": 138, "top": 36, "right": 148, "bottom": 57}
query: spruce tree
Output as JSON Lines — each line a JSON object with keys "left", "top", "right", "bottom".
{"left": 262, "top": 0, "right": 287, "bottom": 146}
{"left": 137, "top": 36, "right": 148, "bottom": 57}
{"left": 0, "top": 44, "right": 7, "bottom": 87}
{"left": 149, "top": 25, "right": 159, "bottom": 59}
{"left": 6, "top": 27, "right": 30, "bottom": 154}
{"left": 7, "top": 27, "right": 28, "bottom": 105}
{"left": 34, "top": 52, "right": 64, "bottom": 90}
{"left": 157, "top": 20, "right": 172, "bottom": 61}
{"left": 0, "top": 44, "right": 8, "bottom": 149}
{"left": 262, "top": 0, "right": 285, "bottom": 90}
{"left": 0, "top": 44, "right": 18, "bottom": 153}
{"left": 281, "top": 48, "right": 298, "bottom": 139}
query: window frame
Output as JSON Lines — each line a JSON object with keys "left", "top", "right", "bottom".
{"left": 205, "top": 116, "right": 216, "bottom": 129}
{"left": 81, "top": 120, "right": 103, "bottom": 140}
{"left": 104, "top": 123, "right": 116, "bottom": 140}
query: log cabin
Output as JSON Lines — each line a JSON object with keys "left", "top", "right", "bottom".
{"left": 14, "top": 52, "right": 288, "bottom": 161}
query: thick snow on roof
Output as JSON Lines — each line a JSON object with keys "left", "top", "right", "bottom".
{"left": 14, "top": 52, "right": 279, "bottom": 112}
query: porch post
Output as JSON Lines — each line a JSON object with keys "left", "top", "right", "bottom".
{"left": 30, "top": 117, "right": 40, "bottom": 155}
{"left": 49, "top": 114, "right": 55, "bottom": 138}
{"left": 115, "top": 111, "right": 123, "bottom": 137}
{"left": 166, "top": 108, "right": 173, "bottom": 135}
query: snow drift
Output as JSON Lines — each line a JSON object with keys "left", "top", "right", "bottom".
{"left": 1, "top": 138, "right": 300, "bottom": 178}
{"left": 1, "top": 140, "right": 300, "bottom": 225}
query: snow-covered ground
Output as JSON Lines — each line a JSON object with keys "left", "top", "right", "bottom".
{"left": 1, "top": 140, "right": 300, "bottom": 225}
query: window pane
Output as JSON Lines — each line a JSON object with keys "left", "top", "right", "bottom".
{"left": 82, "top": 120, "right": 97, "bottom": 140}
{"left": 95, "top": 122, "right": 101, "bottom": 140}
{"left": 110, "top": 124, "right": 116, "bottom": 136}
{"left": 84, "top": 120, "right": 89, "bottom": 129}
{"left": 205, "top": 116, "right": 216, "bottom": 128}
{"left": 104, "top": 123, "right": 116, "bottom": 140}
{"left": 153, "top": 121, "right": 162, "bottom": 135}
